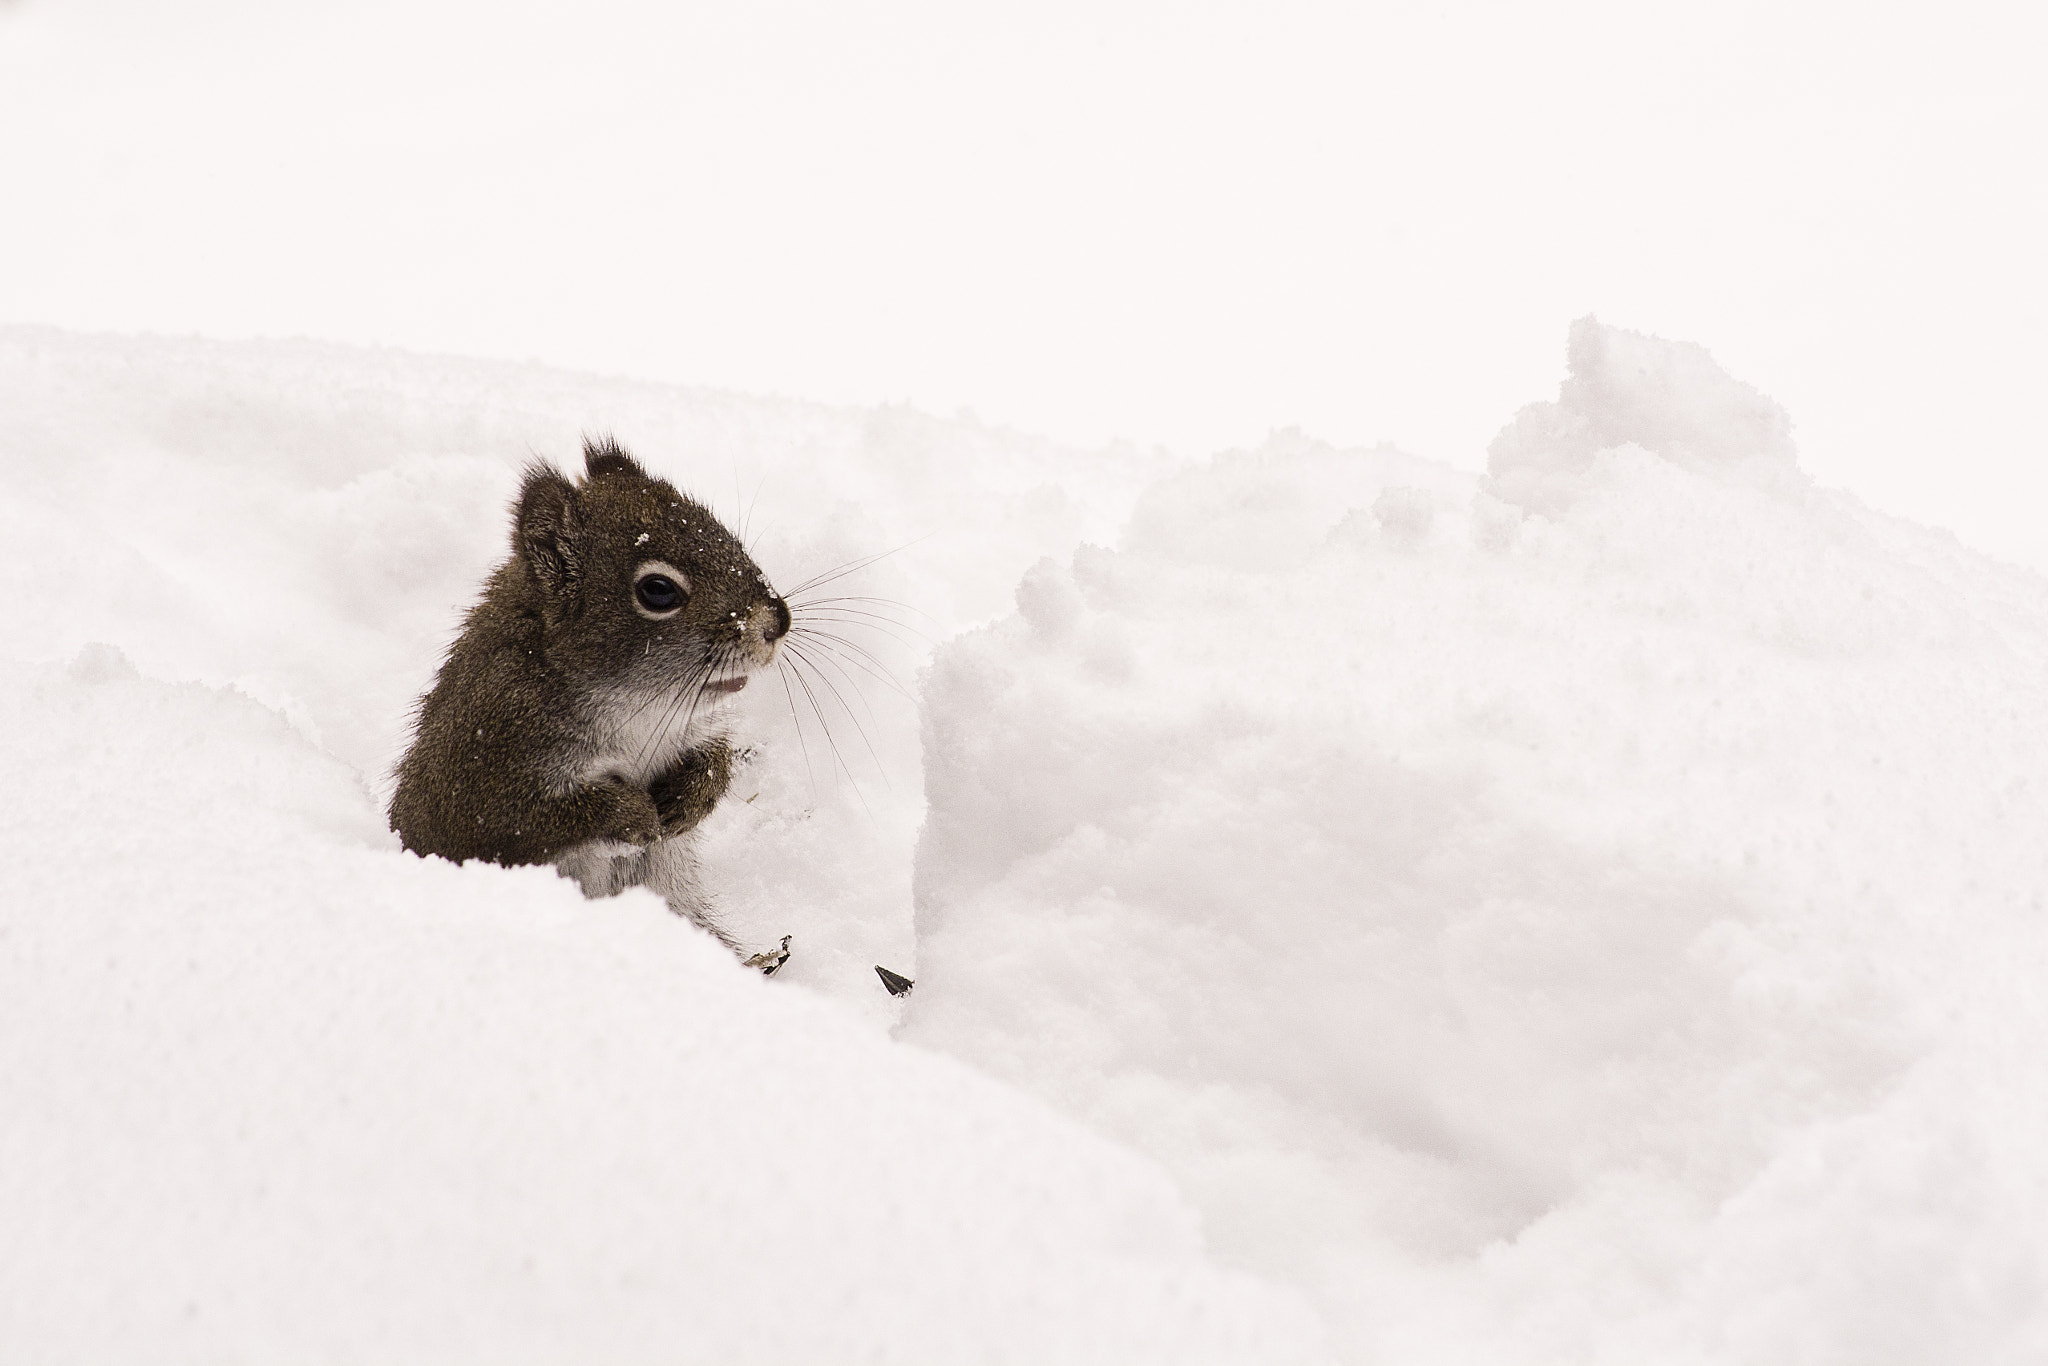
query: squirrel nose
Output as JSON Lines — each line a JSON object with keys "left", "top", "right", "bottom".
{"left": 764, "top": 596, "right": 791, "bottom": 644}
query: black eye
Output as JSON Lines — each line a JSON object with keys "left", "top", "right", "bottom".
{"left": 636, "top": 574, "right": 682, "bottom": 613}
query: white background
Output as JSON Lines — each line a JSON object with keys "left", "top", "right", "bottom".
{"left": 3, "top": 0, "right": 2044, "bottom": 567}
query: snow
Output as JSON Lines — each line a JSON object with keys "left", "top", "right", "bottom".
{"left": 909, "top": 322, "right": 2048, "bottom": 1361}
{"left": 4, "top": 319, "right": 2046, "bottom": 1361}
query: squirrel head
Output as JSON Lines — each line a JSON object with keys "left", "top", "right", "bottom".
{"left": 513, "top": 436, "right": 789, "bottom": 696}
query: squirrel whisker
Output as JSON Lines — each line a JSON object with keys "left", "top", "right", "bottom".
{"left": 788, "top": 611, "right": 931, "bottom": 653}
{"left": 786, "top": 627, "right": 915, "bottom": 706}
{"left": 781, "top": 638, "right": 891, "bottom": 779}
{"left": 779, "top": 536, "right": 930, "bottom": 600}
{"left": 776, "top": 648, "right": 872, "bottom": 813}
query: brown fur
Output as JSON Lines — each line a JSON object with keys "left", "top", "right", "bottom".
{"left": 390, "top": 436, "right": 787, "bottom": 951}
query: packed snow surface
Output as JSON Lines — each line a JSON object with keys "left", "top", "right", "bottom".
{"left": 3, "top": 320, "right": 2045, "bottom": 1362}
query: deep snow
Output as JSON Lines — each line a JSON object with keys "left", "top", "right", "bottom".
{"left": 909, "top": 319, "right": 2048, "bottom": 1360}
{"left": 2, "top": 320, "right": 2044, "bottom": 1362}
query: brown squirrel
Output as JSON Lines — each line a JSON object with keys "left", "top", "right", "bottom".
{"left": 390, "top": 436, "right": 789, "bottom": 960}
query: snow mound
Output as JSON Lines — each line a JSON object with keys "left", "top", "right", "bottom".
{"left": 7, "top": 321, "right": 2046, "bottom": 1362}
{"left": 1490, "top": 316, "right": 1800, "bottom": 511}
{"left": 0, "top": 324, "right": 1179, "bottom": 1015}
{"left": 0, "top": 330, "right": 1316, "bottom": 1363}
{"left": 907, "top": 334, "right": 2048, "bottom": 1359}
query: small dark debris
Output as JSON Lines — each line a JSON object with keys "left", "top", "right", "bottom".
{"left": 874, "top": 965, "right": 914, "bottom": 997}
{"left": 745, "top": 935, "right": 793, "bottom": 976}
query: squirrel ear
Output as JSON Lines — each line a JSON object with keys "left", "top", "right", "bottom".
{"left": 516, "top": 464, "right": 581, "bottom": 601}
{"left": 582, "top": 433, "right": 647, "bottom": 482}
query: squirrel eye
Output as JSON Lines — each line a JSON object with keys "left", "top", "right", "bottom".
{"left": 632, "top": 566, "right": 688, "bottom": 618}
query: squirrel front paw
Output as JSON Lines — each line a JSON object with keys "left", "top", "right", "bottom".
{"left": 650, "top": 739, "right": 735, "bottom": 836}
{"left": 594, "top": 777, "right": 663, "bottom": 847}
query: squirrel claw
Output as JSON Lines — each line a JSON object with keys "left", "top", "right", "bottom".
{"left": 743, "top": 935, "right": 793, "bottom": 976}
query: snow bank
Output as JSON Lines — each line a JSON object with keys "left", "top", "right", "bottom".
{"left": 0, "top": 326, "right": 1176, "bottom": 1013}
{"left": 1490, "top": 314, "right": 1798, "bottom": 477}
{"left": 0, "top": 329, "right": 1315, "bottom": 1362}
{"left": 0, "top": 648, "right": 1334, "bottom": 1362}
{"left": 907, "top": 320, "right": 2048, "bottom": 1360}
{"left": 4, "top": 319, "right": 2044, "bottom": 1362}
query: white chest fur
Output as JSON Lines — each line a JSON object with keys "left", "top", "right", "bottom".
{"left": 566, "top": 682, "right": 731, "bottom": 791}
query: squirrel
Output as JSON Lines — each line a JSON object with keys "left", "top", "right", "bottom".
{"left": 389, "top": 436, "right": 789, "bottom": 960}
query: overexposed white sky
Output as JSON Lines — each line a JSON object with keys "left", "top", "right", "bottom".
{"left": 3, "top": 0, "right": 2044, "bottom": 568}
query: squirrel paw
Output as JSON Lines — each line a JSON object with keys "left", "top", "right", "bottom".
{"left": 651, "top": 740, "right": 736, "bottom": 836}
{"left": 596, "top": 777, "right": 663, "bottom": 847}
